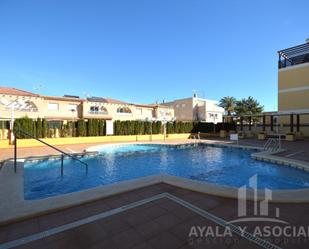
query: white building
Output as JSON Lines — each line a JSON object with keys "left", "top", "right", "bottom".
{"left": 162, "top": 94, "right": 224, "bottom": 123}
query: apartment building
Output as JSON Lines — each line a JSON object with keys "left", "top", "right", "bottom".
{"left": 277, "top": 39, "right": 309, "bottom": 134}
{"left": 0, "top": 87, "right": 174, "bottom": 123}
{"left": 0, "top": 87, "right": 42, "bottom": 119}
{"left": 237, "top": 39, "right": 309, "bottom": 137}
{"left": 162, "top": 94, "right": 224, "bottom": 123}
{"left": 83, "top": 97, "right": 174, "bottom": 122}
{"left": 278, "top": 40, "right": 309, "bottom": 114}
{"left": 41, "top": 95, "right": 84, "bottom": 121}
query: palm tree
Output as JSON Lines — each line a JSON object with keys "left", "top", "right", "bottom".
{"left": 235, "top": 96, "right": 263, "bottom": 122}
{"left": 234, "top": 99, "right": 248, "bottom": 117}
{"left": 245, "top": 96, "right": 263, "bottom": 115}
{"left": 219, "top": 96, "right": 237, "bottom": 116}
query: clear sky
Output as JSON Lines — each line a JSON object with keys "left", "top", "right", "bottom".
{"left": 0, "top": 0, "right": 308, "bottom": 111}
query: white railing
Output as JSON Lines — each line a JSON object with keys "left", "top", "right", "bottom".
{"left": 263, "top": 137, "right": 281, "bottom": 152}
{"left": 191, "top": 132, "right": 201, "bottom": 143}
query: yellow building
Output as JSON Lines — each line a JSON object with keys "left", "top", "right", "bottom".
{"left": 277, "top": 39, "right": 309, "bottom": 135}
{"left": 278, "top": 40, "right": 309, "bottom": 113}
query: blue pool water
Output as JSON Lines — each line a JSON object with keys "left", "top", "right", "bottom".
{"left": 24, "top": 144, "right": 309, "bottom": 200}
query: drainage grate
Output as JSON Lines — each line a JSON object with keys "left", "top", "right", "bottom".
{"left": 0, "top": 192, "right": 281, "bottom": 249}
{"left": 166, "top": 193, "right": 282, "bottom": 249}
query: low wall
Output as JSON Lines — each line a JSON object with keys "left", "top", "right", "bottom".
{"left": 237, "top": 125, "right": 309, "bottom": 137}
{"left": 0, "top": 133, "right": 192, "bottom": 149}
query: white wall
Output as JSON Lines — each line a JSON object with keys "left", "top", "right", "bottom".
{"left": 204, "top": 99, "right": 224, "bottom": 123}
{"left": 193, "top": 97, "right": 224, "bottom": 123}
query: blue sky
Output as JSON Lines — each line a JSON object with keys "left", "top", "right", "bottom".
{"left": 0, "top": 0, "right": 308, "bottom": 111}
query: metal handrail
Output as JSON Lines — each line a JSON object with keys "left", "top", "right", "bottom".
{"left": 263, "top": 137, "right": 281, "bottom": 152}
{"left": 263, "top": 138, "right": 275, "bottom": 151}
{"left": 14, "top": 129, "right": 88, "bottom": 175}
{"left": 263, "top": 138, "right": 272, "bottom": 149}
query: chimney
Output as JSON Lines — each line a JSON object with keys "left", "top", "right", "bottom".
{"left": 193, "top": 93, "right": 197, "bottom": 98}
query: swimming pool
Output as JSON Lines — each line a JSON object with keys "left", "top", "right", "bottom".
{"left": 24, "top": 144, "right": 309, "bottom": 200}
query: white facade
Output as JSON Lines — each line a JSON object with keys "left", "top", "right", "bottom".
{"left": 163, "top": 95, "right": 224, "bottom": 123}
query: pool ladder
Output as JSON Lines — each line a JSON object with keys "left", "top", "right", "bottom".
{"left": 13, "top": 129, "right": 88, "bottom": 176}
{"left": 192, "top": 132, "right": 201, "bottom": 144}
{"left": 263, "top": 138, "right": 281, "bottom": 152}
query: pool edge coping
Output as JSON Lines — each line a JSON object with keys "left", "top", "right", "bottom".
{"left": 1, "top": 141, "right": 309, "bottom": 225}
{"left": 1, "top": 171, "right": 309, "bottom": 225}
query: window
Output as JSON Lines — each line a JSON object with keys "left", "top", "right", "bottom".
{"left": 68, "top": 104, "right": 78, "bottom": 112}
{"left": 89, "top": 106, "right": 108, "bottom": 114}
{"left": 48, "top": 103, "right": 58, "bottom": 111}
{"left": 176, "top": 104, "right": 180, "bottom": 108}
{"left": 90, "top": 106, "right": 99, "bottom": 112}
{"left": 209, "top": 113, "right": 218, "bottom": 119}
{"left": 117, "top": 107, "right": 132, "bottom": 114}
{"left": 100, "top": 106, "right": 108, "bottom": 114}
{"left": 181, "top": 103, "right": 186, "bottom": 108}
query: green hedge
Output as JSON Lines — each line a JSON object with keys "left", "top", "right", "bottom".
{"left": 12, "top": 117, "right": 236, "bottom": 138}
{"left": 166, "top": 121, "right": 196, "bottom": 134}
{"left": 215, "top": 122, "right": 236, "bottom": 132}
{"left": 13, "top": 118, "right": 106, "bottom": 138}
{"left": 114, "top": 120, "right": 160, "bottom": 135}
{"left": 167, "top": 121, "right": 236, "bottom": 133}
{"left": 13, "top": 117, "right": 37, "bottom": 138}
{"left": 113, "top": 121, "right": 235, "bottom": 135}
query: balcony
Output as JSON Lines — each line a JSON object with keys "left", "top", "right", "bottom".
{"left": 278, "top": 42, "right": 309, "bottom": 69}
{"left": 88, "top": 111, "right": 108, "bottom": 115}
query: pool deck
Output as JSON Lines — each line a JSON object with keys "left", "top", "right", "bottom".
{"left": 1, "top": 137, "right": 309, "bottom": 163}
{"left": 0, "top": 138, "right": 309, "bottom": 249}
{"left": 1, "top": 183, "right": 309, "bottom": 249}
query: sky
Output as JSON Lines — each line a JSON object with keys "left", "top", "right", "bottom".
{"left": 0, "top": 0, "right": 308, "bottom": 111}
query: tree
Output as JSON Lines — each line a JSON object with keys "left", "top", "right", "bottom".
{"left": 219, "top": 96, "right": 237, "bottom": 116}
{"left": 234, "top": 99, "right": 248, "bottom": 116}
{"left": 36, "top": 118, "right": 42, "bottom": 138}
{"left": 235, "top": 96, "right": 263, "bottom": 121}
{"left": 77, "top": 119, "right": 86, "bottom": 136}
{"left": 245, "top": 96, "right": 263, "bottom": 115}
{"left": 42, "top": 119, "right": 48, "bottom": 138}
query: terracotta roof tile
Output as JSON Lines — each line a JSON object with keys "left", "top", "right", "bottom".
{"left": 42, "top": 95, "right": 85, "bottom": 102}
{"left": 0, "top": 87, "right": 39, "bottom": 97}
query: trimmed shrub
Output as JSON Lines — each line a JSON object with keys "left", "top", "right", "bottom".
{"left": 215, "top": 122, "right": 236, "bottom": 132}
{"left": 77, "top": 119, "right": 86, "bottom": 136}
{"left": 14, "top": 117, "right": 35, "bottom": 138}
{"left": 42, "top": 119, "right": 48, "bottom": 138}
{"left": 12, "top": 118, "right": 236, "bottom": 139}
{"left": 36, "top": 118, "right": 43, "bottom": 138}
{"left": 98, "top": 120, "right": 105, "bottom": 136}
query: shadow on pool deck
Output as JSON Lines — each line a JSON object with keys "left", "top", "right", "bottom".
{"left": 0, "top": 183, "right": 308, "bottom": 249}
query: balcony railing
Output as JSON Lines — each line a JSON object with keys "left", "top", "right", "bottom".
{"left": 88, "top": 111, "right": 108, "bottom": 115}
{"left": 278, "top": 42, "right": 309, "bottom": 69}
